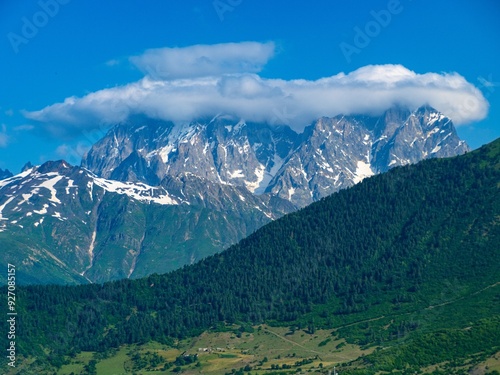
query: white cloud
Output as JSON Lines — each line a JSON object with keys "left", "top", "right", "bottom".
{"left": 24, "top": 42, "right": 489, "bottom": 137}
{"left": 130, "top": 41, "right": 275, "bottom": 80}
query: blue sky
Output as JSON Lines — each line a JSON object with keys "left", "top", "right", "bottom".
{"left": 0, "top": 0, "right": 499, "bottom": 173}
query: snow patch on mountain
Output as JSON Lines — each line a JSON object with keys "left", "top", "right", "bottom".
{"left": 427, "top": 112, "right": 446, "bottom": 126}
{"left": 34, "top": 173, "right": 64, "bottom": 204}
{"left": 353, "top": 161, "right": 374, "bottom": 184}
{"left": 157, "top": 144, "right": 176, "bottom": 163}
{"left": 228, "top": 170, "right": 244, "bottom": 179}
{"left": 66, "top": 179, "right": 78, "bottom": 195}
{"left": 431, "top": 145, "right": 441, "bottom": 154}
{"left": 245, "top": 164, "right": 266, "bottom": 193}
{"left": 33, "top": 217, "right": 44, "bottom": 227}
{"left": 92, "top": 177, "right": 180, "bottom": 205}
{"left": 0, "top": 168, "right": 34, "bottom": 189}
{"left": 0, "top": 196, "right": 15, "bottom": 221}
{"left": 34, "top": 204, "right": 49, "bottom": 215}
{"left": 254, "top": 155, "right": 284, "bottom": 195}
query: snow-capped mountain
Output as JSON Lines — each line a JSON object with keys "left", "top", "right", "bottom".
{"left": 266, "top": 106, "right": 468, "bottom": 206}
{"left": 83, "top": 106, "right": 468, "bottom": 207}
{"left": 82, "top": 115, "right": 298, "bottom": 194}
{"left": 0, "top": 160, "right": 182, "bottom": 225}
{"left": 0, "top": 160, "right": 292, "bottom": 284}
{"left": 0, "top": 105, "right": 468, "bottom": 284}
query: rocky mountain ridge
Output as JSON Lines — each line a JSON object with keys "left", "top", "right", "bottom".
{"left": 83, "top": 106, "right": 468, "bottom": 207}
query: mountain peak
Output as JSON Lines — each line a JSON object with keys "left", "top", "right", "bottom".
{"left": 415, "top": 103, "right": 439, "bottom": 114}
{"left": 37, "top": 160, "right": 73, "bottom": 174}
{"left": 82, "top": 108, "right": 467, "bottom": 207}
{"left": 21, "top": 161, "right": 34, "bottom": 173}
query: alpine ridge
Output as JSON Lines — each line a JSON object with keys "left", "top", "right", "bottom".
{"left": 83, "top": 105, "right": 468, "bottom": 207}
{"left": 0, "top": 161, "right": 291, "bottom": 284}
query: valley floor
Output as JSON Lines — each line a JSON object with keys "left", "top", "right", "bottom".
{"left": 10, "top": 324, "right": 500, "bottom": 375}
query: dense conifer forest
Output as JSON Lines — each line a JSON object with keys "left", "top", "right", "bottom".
{"left": 3, "top": 138, "right": 499, "bottom": 373}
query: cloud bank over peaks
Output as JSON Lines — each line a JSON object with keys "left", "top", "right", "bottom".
{"left": 25, "top": 42, "right": 488, "bottom": 138}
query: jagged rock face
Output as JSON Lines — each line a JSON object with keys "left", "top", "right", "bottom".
{"left": 82, "top": 116, "right": 298, "bottom": 194}
{"left": 83, "top": 106, "right": 468, "bottom": 207}
{"left": 371, "top": 106, "right": 468, "bottom": 173}
{"left": 267, "top": 106, "right": 468, "bottom": 206}
{"left": 266, "top": 115, "right": 377, "bottom": 205}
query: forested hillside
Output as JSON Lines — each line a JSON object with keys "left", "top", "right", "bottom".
{"left": 5, "top": 138, "right": 499, "bottom": 373}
